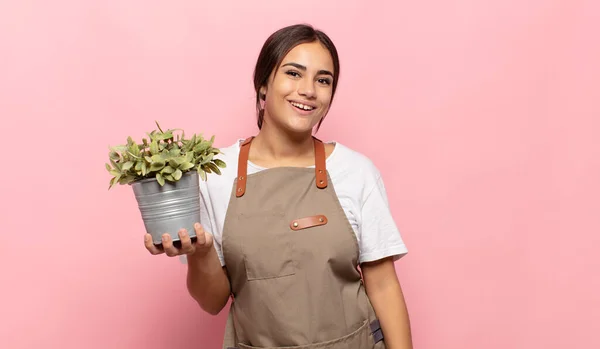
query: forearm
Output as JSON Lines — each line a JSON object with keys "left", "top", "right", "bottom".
{"left": 362, "top": 257, "right": 413, "bottom": 349}
{"left": 367, "top": 279, "right": 413, "bottom": 349}
{"left": 186, "top": 248, "right": 231, "bottom": 315}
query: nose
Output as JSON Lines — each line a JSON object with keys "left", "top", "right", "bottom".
{"left": 298, "top": 79, "right": 316, "bottom": 99}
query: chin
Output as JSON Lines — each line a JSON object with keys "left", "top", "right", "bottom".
{"left": 284, "top": 119, "right": 320, "bottom": 134}
{"left": 282, "top": 126, "right": 314, "bottom": 137}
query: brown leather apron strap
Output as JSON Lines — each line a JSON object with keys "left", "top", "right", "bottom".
{"left": 313, "top": 137, "right": 328, "bottom": 189}
{"left": 236, "top": 136, "right": 327, "bottom": 198}
{"left": 236, "top": 137, "right": 253, "bottom": 197}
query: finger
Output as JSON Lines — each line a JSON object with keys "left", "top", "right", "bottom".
{"left": 203, "top": 230, "right": 213, "bottom": 247}
{"left": 144, "top": 234, "right": 163, "bottom": 255}
{"left": 161, "top": 233, "right": 179, "bottom": 257}
{"left": 194, "top": 223, "right": 206, "bottom": 245}
{"left": 178, "top": 229, "right": 195, "bottom": 255}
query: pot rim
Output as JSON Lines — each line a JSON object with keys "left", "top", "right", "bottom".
{"left": 128, "top": 169, "right": 198, "bottom": 185}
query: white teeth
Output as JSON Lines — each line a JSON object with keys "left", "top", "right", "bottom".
{"left": 290, "top": 101, "right": 315, "bottom": 111}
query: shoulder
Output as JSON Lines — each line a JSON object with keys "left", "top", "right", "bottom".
{"left": 325, "top": 141, "right": 382, "bottom": 200}
{"left": 327, "top": 142, "right": 381, "bottom": 179}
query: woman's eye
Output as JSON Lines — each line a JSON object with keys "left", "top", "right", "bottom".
{"left": 318, "top": 78, "right": 331, "bottom": 85}
{"left": 286, "top": 71, "right": 300, "bottom": 77}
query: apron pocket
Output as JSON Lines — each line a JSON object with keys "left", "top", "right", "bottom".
{"left": 238, "top": 211, "right": 295, "bottom": 280}
{"left": 237, "top": 319, "right": 377, "bottom": 349}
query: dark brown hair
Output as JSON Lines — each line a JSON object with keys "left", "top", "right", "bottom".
{"left": 253, "top": 24, "right": 340, "bottom": 130}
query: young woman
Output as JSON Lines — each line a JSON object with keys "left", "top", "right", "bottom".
{"left": 144, "top": 24, "right": 413, "bottom": 349}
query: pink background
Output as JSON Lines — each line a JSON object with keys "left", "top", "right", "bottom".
{"left": 1, "top": 1, "right": 599, "bottom": 348}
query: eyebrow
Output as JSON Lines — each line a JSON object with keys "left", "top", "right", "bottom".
{"left": 281, "top": 62, "right": 334, "bottom": 77}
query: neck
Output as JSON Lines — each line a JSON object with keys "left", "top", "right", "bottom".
{"left": 252, "top": 123, "right": 314, "bottom": 161}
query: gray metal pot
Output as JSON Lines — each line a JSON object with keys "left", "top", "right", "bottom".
{"left": 130, "top": 170, "right": 200, "bottom": 248}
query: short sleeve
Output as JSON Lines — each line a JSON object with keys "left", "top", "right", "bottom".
{"left": 358, "top": 174, "right": 408, "bottom": 264}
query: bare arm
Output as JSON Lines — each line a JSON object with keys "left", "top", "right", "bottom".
{"left": 145, "top": 223, "right": 231, "bottom": 315}
{"left": 186, "top": 244, "right": 231, "bottom": 315}
{"left": 362, "top": 257, "right": 413, "bottom": 349}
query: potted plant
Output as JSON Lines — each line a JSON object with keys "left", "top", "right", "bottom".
{"left": 106, "top": 121, "right": 226, "bottom": 248}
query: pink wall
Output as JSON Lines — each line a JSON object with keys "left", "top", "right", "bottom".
{"left": 1, "top": 1, "right": 598, "bottom": 348}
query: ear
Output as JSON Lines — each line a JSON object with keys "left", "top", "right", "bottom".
{"left": 259, "top": 86, "right": 267, "bottom": 101}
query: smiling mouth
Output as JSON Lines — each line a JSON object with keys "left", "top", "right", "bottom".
{"left": 289, "top": 101, "right": 316, "bottom": 111}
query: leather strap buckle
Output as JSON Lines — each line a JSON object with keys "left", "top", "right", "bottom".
{"left": 370, "top": 319, "right": 384, "bottom": 344}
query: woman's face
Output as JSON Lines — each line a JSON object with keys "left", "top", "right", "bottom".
{"left": 261, "top": 41, "right": 335, "bottom": 135}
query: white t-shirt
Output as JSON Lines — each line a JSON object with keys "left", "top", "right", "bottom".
{"left": 182, "top": 139, "right": 408, "bottom": 266}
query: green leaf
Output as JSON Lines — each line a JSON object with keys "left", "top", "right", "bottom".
{"left": 207, "top": 162, "right": 221, "bottom": 175}
{"left": 164, "top": 174, "right": 174, "bottom": 182}
{"left": 109, "top": 170, "right": 121, "bottom": 177}
{"left": 119, "top": 175, "right": 137, "bottom": 185}
{"left": 141, "top": 162, "right": 147, "bottom": 176}
{"left": 161, "top": 166, "right": 175, "bottom": 174}
{"left": 173, "top": 169, "right": 182, "bottom": 181}
{"left": 150, "top": 154, "right": 163, "bottom": 162}
{"left": 201, "top": 153, "right": 214, "bottom": 165}
{"left": 214, "top": 159, "right": 226, "bottom": 168}
{"left": 109, "top": 177, "right": 118, "bottom": 190}
{"left": 112, "top": 173, "right": 121, "bottom": 185}
{"left": 110, "top": 145, "right": 128, "bottom": 153}
{"left": 122, "top": 161, "right": 134, "bottom": 171}
{"left": 129, "top": 142, "right": 141, "bottom": 157}
{"left": 105, "top": 163, "right": 112, "bottom": 172}
{"left": 156, "top": 173, "right": 165, "bottom": 186}
{"left": 109, "top": 151, "right": 120, "bottom": 161}
{"left": 150, "top": 140, "right": 159, "bottom": 155}
{"left": 179, "top": 162, "right": 194, "bottom": 171}
{"left": 198, "top": 168, "right": 207, "bottom": 181}
{"left": 193, "top": 141, "right": 210, "bottom": 154}
{"left": 110, "top": 158, "right": 121, "bottom": 171}
{"left": 127, "top": 151, "right": 141, "bottom": 159}
{"left": 155, "top": 132, "right": 171, "bottom": 141}
{"left": 150, "top": 161, "right": 165, "bottom": 171}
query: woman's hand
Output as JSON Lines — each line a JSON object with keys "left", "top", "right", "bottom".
{"left": 144, "top": 223, "right": 214, "bottom": 258}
